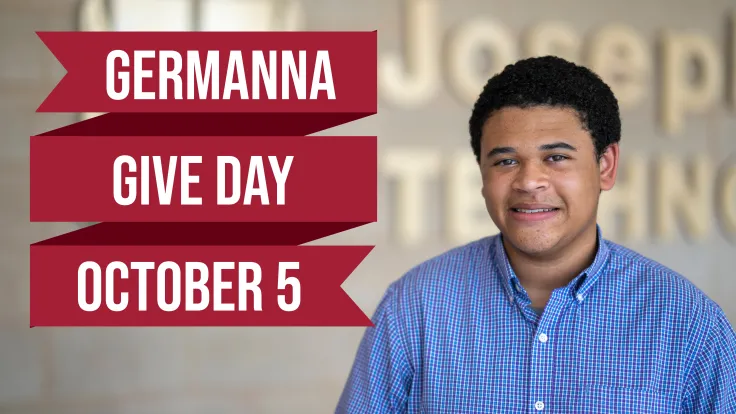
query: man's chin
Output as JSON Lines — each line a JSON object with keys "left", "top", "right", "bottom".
{"left": 503, "top": 230, "right": 561, "bottom": 257}
{"left": 516, "top": 242, "right": 558, "bottom": 257}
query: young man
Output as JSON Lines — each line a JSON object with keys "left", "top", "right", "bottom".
{"left": 336, "top": 56, "right": 736, "bottom": 413}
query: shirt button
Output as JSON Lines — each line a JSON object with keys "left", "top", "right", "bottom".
{"left": 538, "top": 333, "right": 548, "bottom": 343}
{"left": 576, "top": 293, "right": 584, "bottom": 302}
{"left": 535, "top": 401, "right": 545, "bottom": 410}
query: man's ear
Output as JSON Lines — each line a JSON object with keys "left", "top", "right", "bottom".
{"left": 599, "top": 143, "right": 619, "bottom": 191}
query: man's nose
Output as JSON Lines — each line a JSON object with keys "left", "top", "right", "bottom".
{"left": 511, "top": 162, "right": 549, "bottom": 193}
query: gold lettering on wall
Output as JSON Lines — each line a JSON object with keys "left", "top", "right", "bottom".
{"left": 716, "top": 160, "right": 736, "bottom": 239}
{"left": 445, "top": 152, "right": 499, "bottom": 244}
{"left": 660, "top": 30, "right": 722, "bottom": 134}
{"left": 379, "top": 0, "right": 441, "bottom": 108}
{"left": 523, "top": 22, "right": 581, "bottom": 63}
{"left": 383, "top": 149, "right": 442, "bottom": 246}
{"left": 653, "top": 154, "right": 712, "bottom": 241}
{"left": 445, "top": 19, "right": 517, "bottom": 105}
{"left": 597, "top": 155, "right": 648, "bottom": 243}
{"left": 587, "top": 24, "right": 650, "bottom": 110}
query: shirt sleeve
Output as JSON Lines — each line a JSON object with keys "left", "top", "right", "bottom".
{"left": 335, "top": 283, "right": 414, "bottom": 413}
{"left": 681, "top": 304, "right": 736, "bottom": 413}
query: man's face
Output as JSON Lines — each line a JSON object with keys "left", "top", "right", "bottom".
{"left": 479, "top": 106, "right": 618, "bottom": 257}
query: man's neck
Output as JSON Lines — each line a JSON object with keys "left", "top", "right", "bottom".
{"left": 503, "top": 225, "right": 599, "bottom": 309}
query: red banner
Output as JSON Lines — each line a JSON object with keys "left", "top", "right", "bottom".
{"left": 31, "top": 243, "right": 373, "bottom": 327}
{"left": 30, "top": 135, "right": 377, "bottom": 223}
{"left": 31, "top": 31, "right": 378, "bottom": 328}
{"left": 36, "top": 31, "right": 377, "bottom": 114}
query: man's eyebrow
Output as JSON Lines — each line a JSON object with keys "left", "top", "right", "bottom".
{"left": 486, "top": 147, "right": 515, "bottom": 158}
{"left": 485, "top": 142, "right": 577, "bottom": 158}
{"left": 539, "top": 142, "right": 577, "bottom": 151}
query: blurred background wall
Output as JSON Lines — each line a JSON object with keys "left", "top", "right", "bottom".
{"left": 2, "top": 0, "right": 735, "bottom": 412}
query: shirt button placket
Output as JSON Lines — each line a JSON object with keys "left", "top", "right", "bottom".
{"left": 532, "top": 333, "right": 548, "bottom": 411}
{"left": 530, "top": 292, "right": 563, "bottom": 414}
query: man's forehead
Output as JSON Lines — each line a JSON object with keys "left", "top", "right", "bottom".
{"left": 480, "top": 107, "right": 590, "bottom": 146}
{"left": 482, "top": 106, "right": 585, "bottom": 133}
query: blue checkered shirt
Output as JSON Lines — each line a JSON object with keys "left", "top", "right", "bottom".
{"left": 336, "top": 228, "right": 736, "bottom": 413}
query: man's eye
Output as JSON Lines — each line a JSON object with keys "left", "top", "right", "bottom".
{"left": 548, "top": 155, "right": 568, "bottom": 162}
{"left": 495, "top": 159, "right": 517, "bottom": 166}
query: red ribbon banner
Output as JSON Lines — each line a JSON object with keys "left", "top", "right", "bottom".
{"left": 30, "top": 135, "right": 377, "bottom": 223}
{"left": 31, "top": 244, "right": 373, "bottom": 327}
{"left": 30, "top": 31, "right": 378, "bottom": 328}
{"left": 36, "top": 31, "right": 377, "bottom": 114}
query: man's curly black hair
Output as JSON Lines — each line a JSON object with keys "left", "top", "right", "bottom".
{"left": 468, "top": 56, "right": 621, "bottom": 163}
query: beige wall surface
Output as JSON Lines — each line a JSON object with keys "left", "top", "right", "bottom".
{"left": 2, "top": 0, "right": 735, "bottom": 412}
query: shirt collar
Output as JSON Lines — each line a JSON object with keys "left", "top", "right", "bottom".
{"left": 491, "top": 224, "right": 611, "bottom": 302}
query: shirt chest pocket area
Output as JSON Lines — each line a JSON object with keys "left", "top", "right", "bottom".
{"left": 575, "top": 386, "right": 679, "bottom": 414}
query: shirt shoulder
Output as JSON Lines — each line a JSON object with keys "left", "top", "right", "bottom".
{"left": 388, "top": 235, "right": 499, "bottom": 295}
{"left": 601, "top": 239, "right": 732, "bottom": 342}
{"left": 376, "top": 235, "right": 502, "bottom": 329}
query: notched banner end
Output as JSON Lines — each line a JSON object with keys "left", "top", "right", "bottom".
{"left": 335, "top": 245, "right": 376, "bottom": 285}
{"left": 35, "top": 31, "right": 70, "bottom": 114}
{"left": 330, "top": 245, "right": 376, "bottom": 327}
{"left": 34, "top": 31, "right": 56, "bottom": 47}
